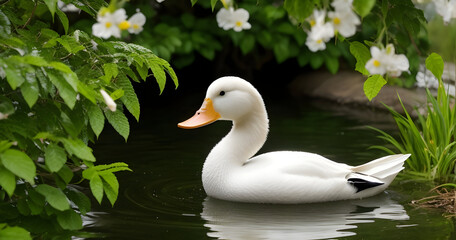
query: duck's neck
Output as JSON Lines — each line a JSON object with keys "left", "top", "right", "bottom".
{"left": 202, "top": 107, "right": 269, "bottom": 189}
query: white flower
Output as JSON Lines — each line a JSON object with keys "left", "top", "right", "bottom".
{"left": 157, "top": 0, "right": 165, "bottom": 2}
{"left": 216, "top": 7, "right": 235, "bottom": 30}
{"left": 383, "top": 44, "right": 409, "bottom": 77}
{"left": 216, "top": 7, "right": 251, "bottom": 32}
{"left": 331, "top": 0, "right": 354, "bottom": 12}
{"left": 128, "top": 12, "right": 146, "bottom": 34}
{"left": 416, "top": 71, "right": 439, "bottom": 88}
{"left": 328, "top": 9, "right": 360, "bottom": 37}
{"left": 232, "top": 8, "right": 251, "bottom": 32}
{"left": 100, "top": 89, "right": 117, "bottom": 112}
{"left": 305, "top": 9, "right": 334, "bottom": 52}
{"left": 306, "top": 9, "right": 326, "bottom": 28}
{"left": 305, "top": 24, "right": 334, "bottom": 52}
{"left": 92, "top": 8, "right": 127, "bottom": 39}
{"left": 58, "top": 0, "right": 80, "bottom": 12}
{"left": 434, "top": 0, "right": 456, "bottom": 24}
{"left": 365, "top": 44, "right": 409, "bottom": 77}
{"left": 365, "top": 46, "right": 388, "bottom": 75}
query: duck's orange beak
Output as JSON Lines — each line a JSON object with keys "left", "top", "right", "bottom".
{"left": 178, "top": 98, "right": 221, "bottom": 129}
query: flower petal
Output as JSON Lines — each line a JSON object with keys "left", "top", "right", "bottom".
{"left": 112, "top": 8, "right": 128, "bottom": 23}
{"left": 234, "top": 8, "right": 249, "bottom": 21}
{"left": 129, "top": 12, "right": 146, "bottom": 26}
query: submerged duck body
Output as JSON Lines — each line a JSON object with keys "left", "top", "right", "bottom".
{"left": 178, "top": 76, "right": 410, "bottom": 204}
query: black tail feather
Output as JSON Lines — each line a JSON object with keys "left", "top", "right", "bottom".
{"left": 347, "top": 178, "right": 384, "bottom": 193}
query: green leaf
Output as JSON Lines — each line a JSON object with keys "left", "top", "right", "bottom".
{"left": 41, "top": 28, "right": 59, "bottom": 39}
{"left": 191, "top": 0, "right": 198, "bottom": 6}
{"left": 90, "top": 174, "right": 104, "bottom": 204}
{"left": 56, "top": 8, "right": 69, "bottom": 34}
{"left": 364, "top": 74, "right": 387, "bottom": 101}
{"left": 136, "top": 64, "right": 149, "bottom": 81}
{"left": 87, "top": 105, "right": 105, "bottom": 138}
{"left": 27, "top": 189, "right": 45, "bottom": 215}
{"left": 240, "top": 35, "right": 255, "bottom": 55}
{"left": 211, "top": 0, "right": 218, "bottom": 11}
{"left": 66, "top": 188, "right": 91, "bottom": 215}
{"left": 325, "top": 56, "right": 339, "bottom": 74}
{"left": 77, "top": 81, "right": 97, "bottom": 104}
{"left": 0, "top": 96, "right": 14, "bottom": 116}
{"left": 283, "top": 0, "right": 318, "bottom": 23}
{"left": 102, "top": 63, "right": 118, "bottom": 83}
{"left": 45, "top": 143, "right": 67, "bottom": 172}
{"left": 56, "top": 165, "right": 73, "bottom": 186}
{"left": 60, "top": 105, "right": 84, "bottom": 138}
{"left": 105, "top": 110, "right": 130, "bottom": 141}
{"left": 0, "top": 167, "right": 15, "bottom": 197}
{"left": 43, "top": 0, "right": 58, "bottom": 18}
{"left": 0, "top": 10, "right": 11, "bottom": 35}
{"left": 4, "top": 64, "right": 24, "bottom": 90}
{"left": 100, "top": 172, "right": 119, "bottom": 206}
{"left": 93, "top": 162, "right": 132, "bottom": 173}
{"left": 309, "top": 54, "right": 324, "bottom": 69}
{"left": 349, "top": 41, "right": 370, "bottom": 76}
{"left": 353, "top": 0, "right": 376, "bottom": 18}
{"left": 35, "top": 184, "right": 70, "bottom": 211}
{"left": 47, "top": 71, "right": 77, "bottom": 109}
{"left": 20, "top": 72, "right": 39, "bottom": 108}
{"left": 162, "top": 63, "right": 178, "bottom": 89}
{"left": 17, "top": 198, "right": 30, "bottom": 215}
{"left": 110, "top": 89, "right": 124, "bottom": 101}
{"left": 273, "top": 37, "right": 290, "bottom": 63}
{"left": 49, "top": 61, "right": 72, "bottom": 73}
{"left": 118, "top": 74, "right": 140, "bottom": 121}
{"left": 57, "top": 209, "right": 83, "bottom": 230}
{"left": 61, "top": 138, "right": 96, "bottom": 162}
{"left": 0, "top": 225, "right": 31, "bottom": 240}
{"left": 425, "top": 53, "right": 444, "bottom": 81}
{"left": 0, "top": 149, "right": 36, "bottom": 184}
{"left": 148, "top": 61, "right": 166, "bottom": 94}
{"left": 56, "top": 36, "right": 85, "bottom": 54}
{"left": 0, "top": 141, "right": 13, "bottom": 153}
{"left": 21, "top": 55, "right": 48, "bottom": 67}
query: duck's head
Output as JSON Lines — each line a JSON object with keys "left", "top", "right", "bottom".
{"left": 178, "top": 76, "right": 265, "bottom": 129}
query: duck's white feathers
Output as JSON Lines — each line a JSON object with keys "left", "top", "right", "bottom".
{"left": 351, "top": 154, "right": 410, "bottom": 179}
{"left": 194, "top": 76, "right": 410, "bottom": 204}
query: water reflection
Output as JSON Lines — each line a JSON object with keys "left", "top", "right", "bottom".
{"left": 201, "top": 193, "right": 409, "bottom": 240}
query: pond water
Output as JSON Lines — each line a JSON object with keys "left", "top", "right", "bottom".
{"left": 80, "top": 92, "right": 455, "bottom": 240}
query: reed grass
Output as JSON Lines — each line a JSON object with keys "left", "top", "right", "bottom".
{"left": 370, "top": 54, "right": 456, "bottom": 182}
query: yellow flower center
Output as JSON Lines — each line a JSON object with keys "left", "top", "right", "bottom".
{"left": 373, "top": 60, "right": 381, "bottom": 67}
{"left": 105, "top": 22, "right": 112, "bottom": 28}
{"left": 316, "top": 39, "right": 323, "bottom": 44}
{"left": 333, "top": 17, "right": 341, "bottom": 25}
{"left": 235, "top": 21, "right": 243, "bottom": 27}
{"left": 310, "top": 20, "right": 316, "bottom": 27}
{"left": 118, "top": 21, "right": 131, "bottom": 30}
{"left": 133, "top": 24, "right": 140, "bottom": 29}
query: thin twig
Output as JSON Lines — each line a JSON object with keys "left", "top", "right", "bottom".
{"left": 21, "top": 1, "right": 38, "bottom": 29}
{"left": 409, "top": 31, "right": 422, "bottom": 56}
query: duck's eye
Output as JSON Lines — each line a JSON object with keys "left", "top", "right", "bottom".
{"left": 219, "top": 91, "right": 225, "bottom": 96}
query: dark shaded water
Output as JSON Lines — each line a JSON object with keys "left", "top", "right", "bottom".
{"left": 81, "top": 93, "right": 455, "bottom": 240}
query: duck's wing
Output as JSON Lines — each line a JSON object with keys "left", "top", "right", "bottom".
{"left": 247, "top": 151, "right": 352, "bottom": 179}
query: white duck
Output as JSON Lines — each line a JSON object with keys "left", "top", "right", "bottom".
{"left": 178, "top": 76, "right": 410, "bottom": 204}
